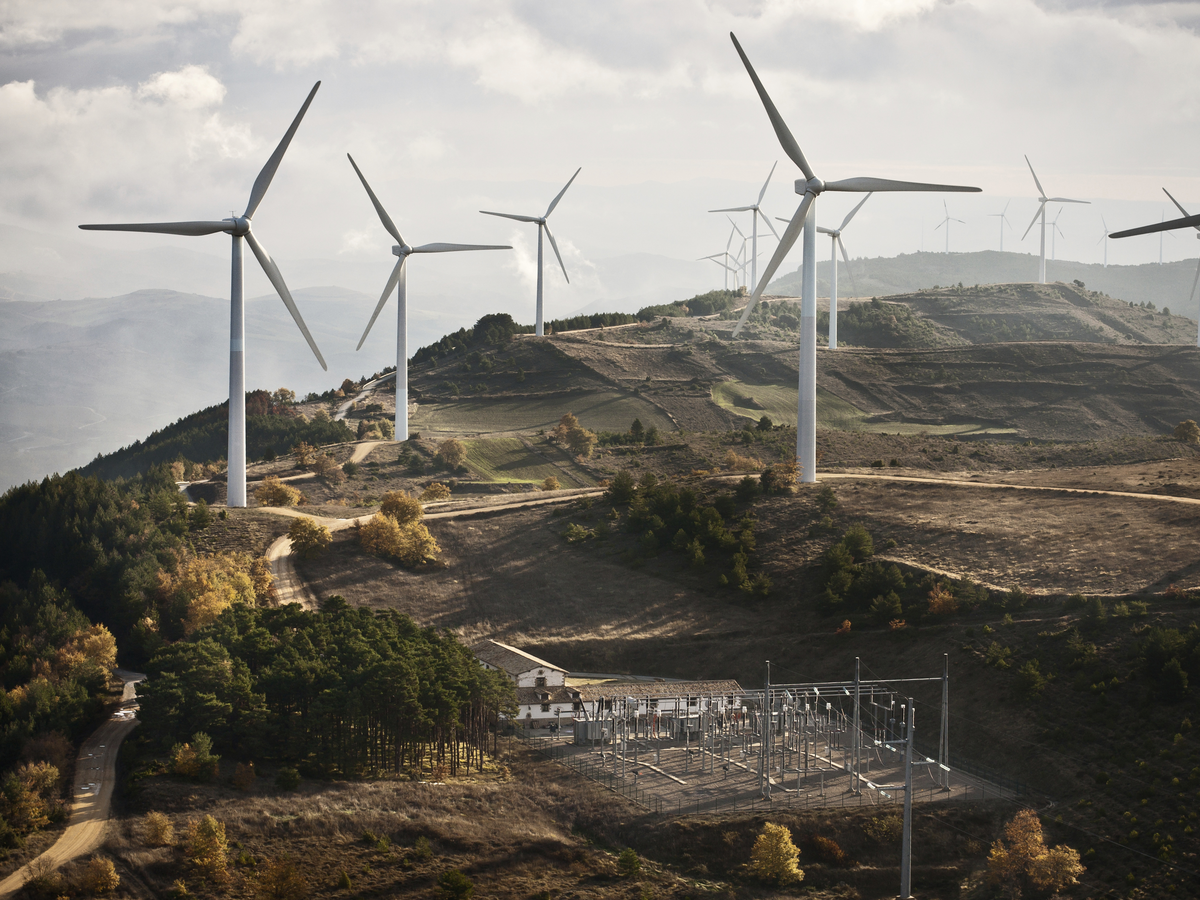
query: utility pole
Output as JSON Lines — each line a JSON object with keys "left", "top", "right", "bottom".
{"left": 853, "top": 657, "right": 862, "bottom": 795}
{"left": 901, "top": 698, "right": 915, "bottom": 900}
{"left": 764, "top": 661, "right": 772, "bottom": 799}
{"left": 940, "top": 653, "right": 950, "bottom": 790}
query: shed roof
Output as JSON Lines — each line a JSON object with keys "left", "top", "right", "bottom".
{"left": 472, "top": 640, "right": 565, "bottom": 677}
{"left": 573, "top": 680, "right": 743, "bottom": 702}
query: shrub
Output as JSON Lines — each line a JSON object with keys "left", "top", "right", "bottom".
{"left": 80, "top": 857, "right": 120, "bottom": 894}
{"left": 541, "top": 476, "right": 561, "bottom": 491}
{"left": 927, "top": 583, "right": 958, "bottom": 615}
{"left": 724, "top": 450, "right": 762, "bottom": 472}
{"left": 618, "top": 848, "right": 642, "bottom": 876}
{"left": 841, "top": 523, "right": 874, "bottom": 562}
{"left": 380, "top": 491, "right": 423, "bottom": 524}
{"left": 311, "top": 453, "right": 346, "bottom": 485}
{"left": 1015, "top": 660, "right": 1050, "bottom": 699}
{"left": 336, "top": 870, "right": 352, "bottom": 890}
{"left": 563, "top": 523, "right": 595, "bottom": 543}
{"left": 292, "top": 442, "right": 314, "bottom": 467}
{"left": 357, "top": 514, "right": 441, "bottom": 566}
{"left": 811, "top": 835, "right": 855, "bottom": 868}
{"left": 760, "top": 458, "right": 798, "bottom": 494}
{"left": 288, "top": 517, "right": 331, "bottom": 559}
{"left": 988, "top": 809, "right": 1084, "bottom": 893}
{"left": 864, "top": 814, "right": 903, "bottom": 843}
{"left": 255, "top": 857, "right": 309, "bottom": 900}
{"left": 414, "top": 836, "right": 433, "bottom": 860}
{"left": 749, "top": 822, "right": 804, "bottom": 884}
{"left": 171, "top": 733, "right": 219, "bottom": 781}
{"left": 255, "top": 476, "right": 301, "bottom": 507}
{"left": 143, "top": 811, "right": 175, "bottom": 847}
{"left": 436, "top": 439, "right": 467, "bottom": 469}
{"left": 275, "top": 767, "right": 301, "bottom": 791}
{"left": 437, "top": 869, "right": 474, "bottom": 900}
{"left": 836, "top": 619, "right": 852, "bottom": 635}
{"left": 420, "top": 482, "right": 451, "bottom": 502}
{"left": 232, "top": 761, "right": 256, "bottom": 792}
{"left": 1173, "top": 420, "right": 1200, "bottom": 444}
{"left": 185, "top": 814, "right": 229, "bottom": 884}
{"left": 606, "top": 470, "right": 637, "bottom": 504}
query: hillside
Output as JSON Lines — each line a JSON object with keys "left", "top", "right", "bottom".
{"left": 766, "top": 249, "right": 1200, "bottom": 319}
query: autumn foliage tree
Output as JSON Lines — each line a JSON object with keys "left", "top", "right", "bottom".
{"left": 185, "top": 814, "right": 230, "bottom": 884}
{"left": 288, "top": 517, "right": 331, "bottom": 560}
{"left": 255, "top": 475, "right": 301, "bottom": 507}
{"left": 988, "top": 809, "right": 1083, "bottom": 894}
{"left": 358, "top": 494, "right": 440, "bottom": 567}
{"left": 552, "top": 412, "right": 598, "bottom": 458}
{"left": 436, "top": 439, "right": 467, "bottom": 469}
{"left": 156, "top": 552, "right": 271, "bottom": 637}
{"left": 749, "top": 822, "right": 804, "bottom": 884}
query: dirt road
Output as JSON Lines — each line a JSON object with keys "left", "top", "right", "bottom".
{"left": 0, "top": 670, "right": 144, "bottom": 898}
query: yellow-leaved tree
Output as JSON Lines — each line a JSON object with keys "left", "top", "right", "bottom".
{"left": 185, "top": 814, "right": 230, "bottom": 884}
{"left": 358, "top": 494, "right": 440, "bottom": 567}
{"left": 380, "top": 491, "right": 423, "bottom": 525}
{"left": 55, "top": 623, "right": 117, "bottom": 687}
{"left": 988, "top": 809, "right": 1083, "bottom": 893}
{"left": 157, "top": 553, "right": 271, "bottom": 636}
{"left": 749, "top": 822, "right": 804, "bottom": 885}
{"left": 255, "top": 475, "right": 301, "bottom": 507}
{"left": 288, "top": 517, "right": 331, "bottom": 560}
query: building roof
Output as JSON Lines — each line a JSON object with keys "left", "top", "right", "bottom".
{"left": 573, "top": 680, "right": 743, "bottom": 702}
{"left": 516, "top": 686, "right": 575, "bottom": 706}
{"left": 472, "top": 640, "right": 565, "bottom": 677}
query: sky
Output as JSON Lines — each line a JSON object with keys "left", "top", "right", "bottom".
{"left": 3, "top": 0, "right": 1200, "bottom": 328}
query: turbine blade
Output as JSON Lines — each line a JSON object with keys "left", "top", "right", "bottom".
{"left": 726, "top": 225, "right": 737, "bottom": 251}
{"left": 78, "top": 220, "right": 231, "bottom": 236}
{"left": 731, "top": 192, "right": 813, "bottom": 337}
{"left": 727, "top": 215, "right": 746, "bottom": 239}
{"left": 1025, "top": 155, "right": 1046, "bottom": 199}
{"left": 729, "top": 33, "right": 816, "bottom": 182}
{"left": 545, "top": 167, "right": 581, "bottom": 218}
{"left": 1002, "top": 199, "right": 1010, "bottom": 216}
{"left": 244, "top": 81, "right": 320, "bottom": 220}
{"left": 838, "top": 236, "right": 860, "bottom": 299}
{"left": 816, "top": 226, "right": 836, "bottom": 235}
{"left": 838, "top": 192, "right": 873, "bottom": 232}
{"left": 347, "top": 154, "right": 403, "bottom": 245}
{"left": 1112, "top": 212, "right": 1200, "bottom": 239}
{"left": 1163, "top": 187, "right": 1193, "bottom": 221}
{"left": 1190, "top": 257, "right": 1200, "bottom": 306}
{"left": 543, "top": 223, "right": 569, "bottom": 283}
{"left": 823, "top": 177, "right": 981, "bottom": 193}
{"left": 358, "top": 257, "right": 403, "bottom": 350}
{"left": 480, "top": 210, "right": 539, "bottom": 223}
{"left": 757, "top": 160, "right": 778, "bottom": 205}
{"left": 934, "top": 221, "right": 946, "bottom": 231}
{"left": 1021, "top": 201, "right": 1047, "bottom": 240}
{"left": 245, "top": 230, "right": 327, "bottom": 371}
{"left": 1048, "top": 197, "right": 1089, "bottom": 204}
{"left": 411, "top": 242, "right": 511, "bottom": 253}
{"left": 710, "top": 206, "right": 756, "bottom": 213}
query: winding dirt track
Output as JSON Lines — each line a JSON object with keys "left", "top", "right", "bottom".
{"left": 0, "top": 671, "right": 144, "bottom": 898}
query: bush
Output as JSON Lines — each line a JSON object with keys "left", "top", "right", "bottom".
{"left": 255, "top": 476, "right": 301, "bottom": 507}
{"left": 811, "top": 835, "right": 855, "bottom": 868}
{"left": 275, "top": 767, "right": 301, "bottom": 791}
{"left": 143, "top": 811, "right": 175, "bottom": 846}
{"left": 311, "top": 453, "right": 346, "bottom": 485}
{"left": 357, "top": 514, "right": 441, "bottom": 566}
{"left": 254, "top": 857, "right": 309, "bottom": 900}
{"left": 436, "top": 439, "right": 467, "bottom": 469}
{"left": 749, "top": 822, "right": 804, "bottom": 884}
{"left": 1173, "top": 420, "right": 1200, "bottom": 444}
{"left": 288, "top": 517, "right": 331, "bottom": 560}
{"left": 927, "top": 583, "right": 958, "bottom": 615}
{"left": 420, "top": 482, "right": 451, "bottom": 502}
{"left": 988, "top": 809, "right": 1084, "bottom": 893}
{"left": 563, "top": 523, "right": 594, "bottom": 543}
{"left": 618, "top": 848, "right": 642, "bottom": 876}
{"left": 336, "top": 870, "right": 352, "bottom": 890}
{"left": 232, "top": 761, "right": 256, "bottom": 792}
{"left": 380, "top": 491, "right": 423, "bottom": 524}
{"left": 1015, "top": 660, "right": 1050, "bottom": 699}
{"left": 541, "top": 476, "right": 561, "bottom": 491}
{"left": 606, "top": 470, "right": 636, "bottom": 504}
{"left": 724, "top": 450, "right": 762, "bottom": 472}
{"left": 185, "top": 814, "right": 230, "bottom": 884}
{"left": 171, "top": 732, "right": 219, "bottom": 781}
{"left": 80, "top": 857, "right": 120, "bottom": 894}
{"left": 437, "top": 869, "right": 474, "bottom": 899}
{"left": 414, "top": 836, "right": 433, "bottom": 860}
{"left": 864, "top": 814, "right": 902, "bottom": 843}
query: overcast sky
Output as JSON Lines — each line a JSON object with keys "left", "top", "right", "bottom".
{"left": 3, "top": 0, "right": 1200, "bottom": 318}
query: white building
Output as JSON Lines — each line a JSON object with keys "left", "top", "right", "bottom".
{"left": 472, "top": 640, "right": 575, "bottom": 727}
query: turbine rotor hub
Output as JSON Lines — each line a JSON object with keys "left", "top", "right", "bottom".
{"left": 392, "top": 244, "right": 412, "bottom": 257}
{"left": 795, "top": 177, "right": 825, "bottom": 195}
{"left": 226, "top": 216, "right": 251, "bottom": 236}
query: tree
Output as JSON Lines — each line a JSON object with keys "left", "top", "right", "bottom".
{"left": 256, "top": 476, "right": 301, "bottom": 507}
{"left": 1174, "top": 420, "right": 1200, "bottom": 444}
{"left": 420, "top": 482, "right": 451, "bottom": 502}
{"left": 760, "top": 458, "right": 798, "bottom": 494}
{"left": 756, "top": 415, "right": 773, "bottom": 431}
{"left": 606, "top": 470, "right": 636, "bottom": 505}
{"left": 273, "top": 388, "right": 296, "bottom": 406}
{"left": 988, "top": 809, "right": 1083, "bottom": 893}
{"left": 255, "top": 857, "right": 309, "bottom": 900}
{"left": 311, "top": 453, "right": 346, "bottom": 485}
{"left": 80, "top": 857, "right": 120, "bottom": 894}
{"left": 358, "top": 514, "right": 441, "bottom": 567}
{"left": 436, "top": 439, "right": 467, "bottom": 469}
{"left": 927, "top": 583, "right": 958, "bottom": 615}
{"left": 143, "top": 811, "right": 175, "bottom": 846}
{"left": 629, "top": 419, "right": 645, "bottom": 443}
{"left": 1015, "top": 660, "right": 1050, "bottom": 699}
{"left": 749, "top": 822, "right": 804, "bottom": 884}
{"left": 380, "top": 491, "right": 423, "bottom": 525}
{"left": 618, "top": 848, "right": 641, "bottom": 876}
{"left": 292, "top": 442, "right": 314, "bottom": 467}
{"left": 185, "top": 814, "right": 230, "bottom": 884}
{"left": 437, "top": 869, "right": 474, "bottom": 900}
{"left": 288, "top": 517, "right": 331, "bottom": 560}
{"left": 541, "top": 476, "right": 561, "bottom": 491}
{"left": 552, "top": 413, "right": 598, "bottom": 458}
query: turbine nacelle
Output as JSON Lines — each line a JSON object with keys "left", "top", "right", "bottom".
{"left": 796, "top": 177, "right": 826, "bottom": 195}
{"left": 391, "top": 244, "right": 413, "bottom": 258}
{"left": 225, "top": 217, "right": 251, "bottom": 236}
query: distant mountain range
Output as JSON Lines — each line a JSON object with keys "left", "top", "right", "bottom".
{"left": 767, "top": 250, "right": 1200, "bottom": 319}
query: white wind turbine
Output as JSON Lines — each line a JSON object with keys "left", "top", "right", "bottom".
{"left": 700, "top": 252, "right": 738, "bottom": 289}
{"left": 349, "top": 155, "right": 510, "bottom": 441}
{"left": 1163, "top": 189, "right": 1200, "bottom": 286}
{"left": 710, "top": 162, "right": 781, "bottom": 292}
{"left": 816, "top": 193, "right": 870, "bottom": 350}
{"left": 1097, "top": 215, "right": 1111, "bottom": 267}
{"left": 1022, "top": 155, "right": 1088, "bottom": 283}
{"left": 987, "top": 201, "right": 1012, "bottom": 251}
{"left": 479, "top": 168, "right": 580, "bottom": 336}
{"left": 1113, "top": 205, "right": 1200, "bottom": 345}
{"left": 728, "top": 32, "right": 979, "bottom": 484}
{"left": 1050, "top": 208, "right": 1066, "bottom": 260}
{"left": 934, "top": 200, "right": 965, "bottom": 253}
{"left": 80, "top": 82, "right": 327, "bottom": 509}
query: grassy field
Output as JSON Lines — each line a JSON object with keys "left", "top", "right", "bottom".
{"left": 713, "top": 379, "right": 1016, "bottom": 436}
{"left": 409, "top": 391, "right": 675, "bottom": 435}
{"left": 463, "top": 438, "right": 595, "bottom": 487}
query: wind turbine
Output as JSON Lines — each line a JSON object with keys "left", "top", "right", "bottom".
{"left": 934, "top": 201, "right": 965, "bottom": 253}
{"left": 349, "top": 155, "right": 510, "bottom": 441}
{"left": 816, "top": 193, "right": 870, "bottom": 350}
{"left": 1112, "top": 206, "right": 1200, "bottom": 345}
{"left": 1050, "top": 208, "right": 1065, "bottom": 261}
{"left": 1097, "top": 215, "right": 1111, "bottom": 267}
{"left": 699, "top": 252, "right": 738, "bottom": 289}
{"left": 80, "top": 82, "right": 327, "bottom": 509}
{"left": 479, "top": 168, "right": 580, "bottom": 336}
{"left": 710, "top": 162, "right": 781, "bottom": 292}
{"left": 987, "top": 201, "right": 1012, "bottom": 252}
{"left": 727, "top": 32, "right": 979, "bottom": 484}
{"left": 1021, "top": 156, "right": 1088, "bottom": 283}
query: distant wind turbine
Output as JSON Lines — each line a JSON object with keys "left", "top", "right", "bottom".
{"left": 934, "top": 200, "right": 965, "bottom": 253}
{"left": 816, "top": 193, "right": 870, "bottom": 350}
{"left": 80, "top": 82, "right": 327, "bottom": 509}
{"left": 480, "top": 168, "right": 580, "bottom": 336}
{"left": 1097, "top": 215, "right": 1111, "bottom": 267}
{"left": 1022, "top": 155, "right": 1088, "bottom": 283}
{"left": 987, "top": 201, "right": 1012, "bottom": 251}
{"left": 1111, "top": 203, "right": 1200, "bottom": 346}
{"left": 710, "top": 162, "right": 781, "bottom": 292}
{"left": 1050, "top": 208, "right": 1066, "bottom": 261}
{"left": 699, "top": 252, "right": 738, "bottom": 289}
{"left": 727, "top": 31, "right": 979, "bottom": 485}
{"left": 350, "top": 155, "right": 510, "bottom": 441}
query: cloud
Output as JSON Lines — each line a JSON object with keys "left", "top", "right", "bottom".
{"left": 137, "top": 65, "right": 225, "bottom": 109}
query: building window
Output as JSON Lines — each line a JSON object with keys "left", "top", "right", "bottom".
{"left": 541, "top": 703, "right": 552, "bottom": 713}
{"left": 535, "top": 676, "right": 547, "bottom": 687}
{"left": 689, "top": 699, "right": 698, "bottom": 707}
{"left": 573, "top": 701, "right": 583, "bottom": 711}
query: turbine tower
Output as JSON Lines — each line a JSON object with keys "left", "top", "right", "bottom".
{"left": 1097, "top": 215, "right": 1111, "bottom": 267}
{"left": 816, "top": 193, "right": 870, "bottom": 350}
{"left": 727, "top": 32, "right": 979, "bottom": 483}
{"left": 1050, "top": 208, "right": 1065, "bottom": 261}
{"left": 987, "top": 201, "right": 1012, "bottom": 251}
{"left": 1112, "top": 207, "right": 1200, "bottom": 345}
{"left": 934, "top": 200, "right": 964, "bottom": 253}
{"left": 710, "top": 162, "right": 781, "bottom": 293}
{"left": 349, "top": 155, "right": 510, "bottom": 441}
{"left": 479, "top": 168, "right": 580, "bottom": 336}
{"left": 1022, "top": 156, "right": 1088, "bottom": 283}
{"left": 80, "top": 82, "right": 327, "bottom": 509}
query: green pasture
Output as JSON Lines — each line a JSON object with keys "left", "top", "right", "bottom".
{"left": 462, "top": 437, "right": 594, "bottom": 487}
